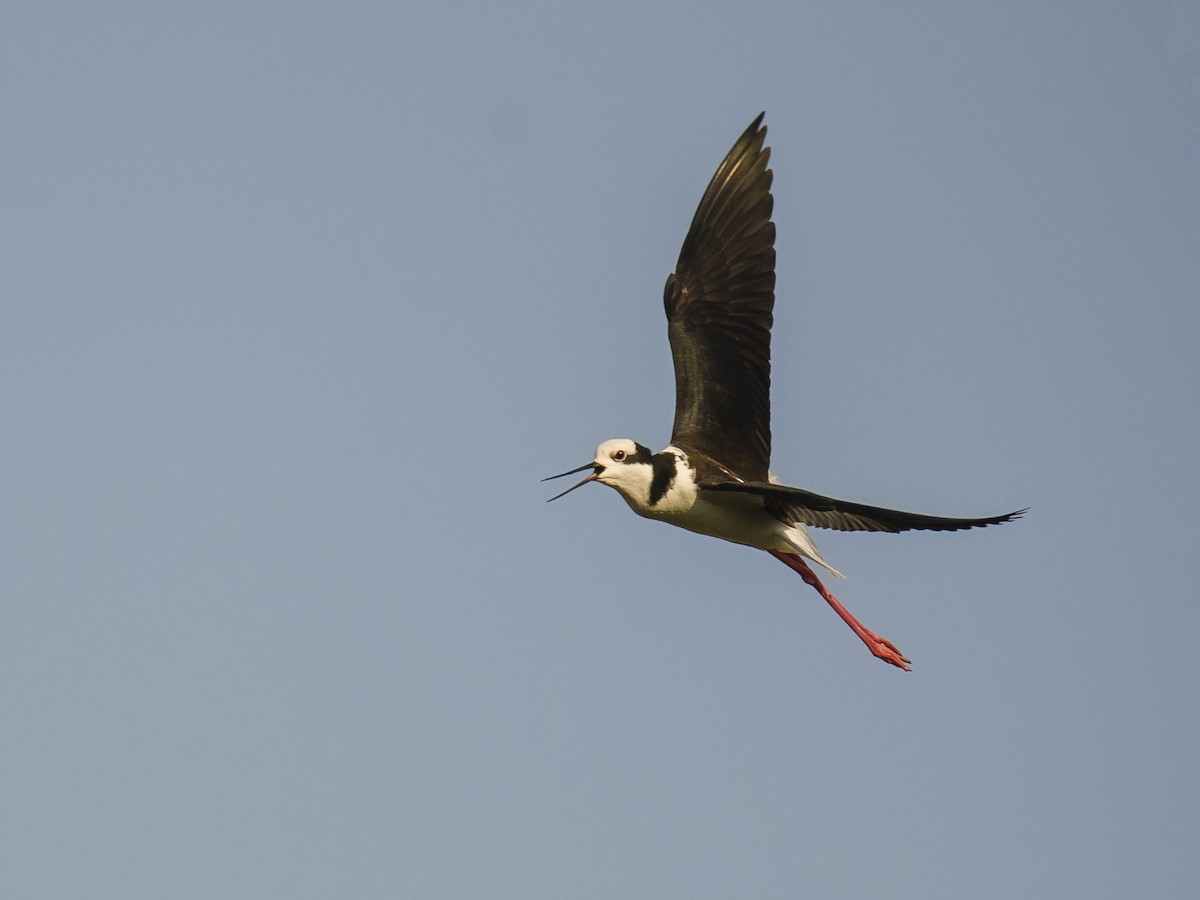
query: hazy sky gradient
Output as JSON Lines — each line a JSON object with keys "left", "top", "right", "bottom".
{"left": 3, "top": 2, "right": 1198, "bottom": 897}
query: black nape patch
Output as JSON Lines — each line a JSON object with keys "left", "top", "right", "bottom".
{"left": 628, "top": 442, "right": 656, "bottom": 466}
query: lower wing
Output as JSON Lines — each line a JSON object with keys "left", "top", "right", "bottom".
{"left": 705, "top": 481, "right": 1027, "bottom": 534}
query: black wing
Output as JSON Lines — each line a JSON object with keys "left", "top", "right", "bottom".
{"left": 706, "top": 480, "right": 1027, "bottom": 533}
{"left": 665, "top": 114, "right": 775, "bottom": 483}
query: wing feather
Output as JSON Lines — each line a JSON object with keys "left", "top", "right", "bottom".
{"left": 665, "top": 114, "right": 775, "bottom": 482}
{"left": 705, "top": 480, "right": 1027, "bottom": 533}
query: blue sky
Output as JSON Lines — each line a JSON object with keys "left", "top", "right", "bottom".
{"left": 3, "top": 2, "right": 1198, "bottom": 897}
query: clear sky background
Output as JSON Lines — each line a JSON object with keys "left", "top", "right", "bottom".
{"left": 3, "top": 2, "right": 1198, "bottom": 897}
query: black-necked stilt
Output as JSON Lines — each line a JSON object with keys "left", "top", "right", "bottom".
{"left": 545, "top": 114, "right": 1024, "bottom": 670}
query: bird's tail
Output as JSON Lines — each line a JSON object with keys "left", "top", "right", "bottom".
{"left": 780, "top": 524, "right": 845, "bottom": 579}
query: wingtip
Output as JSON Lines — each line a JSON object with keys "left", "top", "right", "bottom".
{"left": 971, "top": 507, "right": 1028, "bottom": 528}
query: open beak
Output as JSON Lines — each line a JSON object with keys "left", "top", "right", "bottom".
{"left": 542, "top": 462, "right": 601, "bottom": 502}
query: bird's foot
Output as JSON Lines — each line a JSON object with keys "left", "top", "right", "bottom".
{"left": 863, "top": 631, "right": 911, "bottom": 671}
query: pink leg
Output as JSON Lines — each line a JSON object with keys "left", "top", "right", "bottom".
{"left": 769, "top": 551, "right": 911, "bottom": 671}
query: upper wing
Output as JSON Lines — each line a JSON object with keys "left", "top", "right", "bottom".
{"left": 705, "top": 480, "right": 1027, "bottom": 533}
{"left": 665, "top": 114, "right": 775, "bottom": 483}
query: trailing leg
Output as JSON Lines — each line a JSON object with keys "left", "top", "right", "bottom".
{"left": 769, "top": 551, "right": 911, "bottom": 671}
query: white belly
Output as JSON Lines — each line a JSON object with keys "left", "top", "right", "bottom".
{"left": 628, "top": 487, "right": 844, "bottom": 578}
{"left": 649, "top": 489, "right": 782, "bottom": 547}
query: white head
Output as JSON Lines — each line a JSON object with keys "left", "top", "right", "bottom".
{"left": 543, "top": 438, "right": 656, "bottom": 504}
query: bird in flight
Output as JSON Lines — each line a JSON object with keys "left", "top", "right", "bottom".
{"left": 545, "top": 114, "right": 1023, "bottom": 670}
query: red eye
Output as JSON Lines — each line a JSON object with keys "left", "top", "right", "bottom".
{"left": 613, "top": 450, "right": 626, "bottom": 460}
